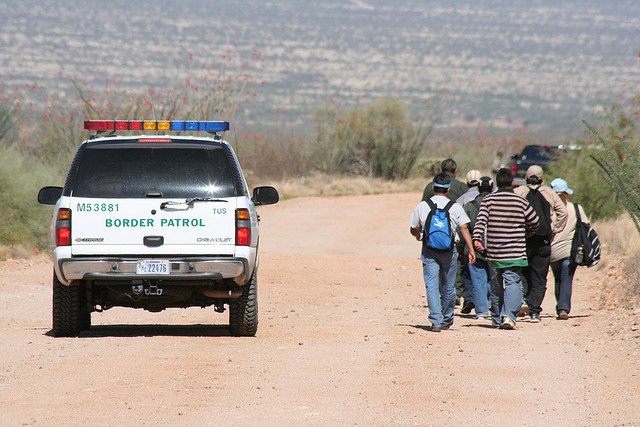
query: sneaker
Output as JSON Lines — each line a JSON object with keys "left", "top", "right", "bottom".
{"left": 461, "top": 301, "right": 475, "bottom": 314}
{"left": 530, "top": 313, "right": 541, "bottom": 323}
{"left": 441, "top": 322, "right": 453, "bottom": 330}
{"left": 518, "top": 303, "right": 529, "bottom": 316}
{"left": 557, "top": 310, "right": 569, "bottom": 320}
{"left": 500, "top": 316, "right": 516, "bottom": 330}
{"left": 429, "top": 325, "right": 442, "bottom": 332}
{"left": 474, "top": 314, "right": 490, "bottom": 320}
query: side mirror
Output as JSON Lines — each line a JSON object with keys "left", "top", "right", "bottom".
{"left": 252, "top": 186, "right": 279, "bottom": 206}
{"left": 38, "top": 186, "right": 63, "bottom": 205}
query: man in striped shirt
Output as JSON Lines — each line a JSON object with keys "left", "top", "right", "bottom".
{"left": 472, "top": 168, "right": 539, "bottom": 329}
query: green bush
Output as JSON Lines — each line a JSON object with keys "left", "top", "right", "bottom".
{"left": 311, "top": 96, "right": 439, "bottom": 180}
{"left": 585, "top": 120, "right": 640, "bottom": 232}
{"left": 546, "top": 144, "right": 621, "bottom": 221}
{"left": 233, "top": 130, "right": 312, "bottom": 185}
{"left": 0, "top": 146, "right": 54, "bottom": 250}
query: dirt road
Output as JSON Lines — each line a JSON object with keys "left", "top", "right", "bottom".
{"left": 1, "top": 193, "right": 639, "bottom": 425}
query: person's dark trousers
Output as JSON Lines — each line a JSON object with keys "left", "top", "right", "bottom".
{"left": 523, "top": 238, "right": 551, "bottom": 315}
{"left": 455, "top": 259, "right": 463, "bottom": 298}
{"left": 454, "top": 243, "right": 465, "bottom": 300}
{"left": 460, "top": 260, "right": 473, "bottom": 304}
{"left": 550, "top": 258, "right": 577, "bottom": 314}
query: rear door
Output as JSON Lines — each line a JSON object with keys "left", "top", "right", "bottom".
{"left": 68, "top": 139, "right": 239, "bottom": 256}
{"left": 71, "top": 197, "right": 237, "bottom": 255}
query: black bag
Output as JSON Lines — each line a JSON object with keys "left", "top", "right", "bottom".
{"left": 525, "top": 187, "right": 552, "bottom": 240}
{"left": 571, "top": 204, "right": 601, "bottom": 267}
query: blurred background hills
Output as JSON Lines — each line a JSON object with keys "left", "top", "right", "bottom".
{"left": 1, "top": 0, "right": 638, "bottom": 137}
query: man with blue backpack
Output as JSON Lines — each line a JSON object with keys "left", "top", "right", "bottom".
{"left": 410, "top": 173, "right": 476, "bottom": 332}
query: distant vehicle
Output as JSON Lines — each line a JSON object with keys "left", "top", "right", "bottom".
{"left": 37, "top": 119, "right": 279, "bottom": 337}
{"left": 510, "top": 144, "right": 567, "bottom": 185}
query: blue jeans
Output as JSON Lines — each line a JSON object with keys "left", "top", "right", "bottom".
{"left": 468, "top": 258, "right": 492, "bottom": 317}
{"left": 422, "top": 248, "right": 458, "bottom": 327}
{"left": 489, "top": 266, "right": 523, "bottom": 327}
{"left": 550, "top": 258, "right": 577, "bottom": 314}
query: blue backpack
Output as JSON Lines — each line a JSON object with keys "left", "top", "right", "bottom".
{"left": 423, "top": 199, "right": 455, "bottom": 251}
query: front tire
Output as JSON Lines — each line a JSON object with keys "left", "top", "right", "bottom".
{"left": 228, "top": 273, "right": 258, "bottom": 337}
{"left": 52, "top": 273, "right": 88, "bottom": 337}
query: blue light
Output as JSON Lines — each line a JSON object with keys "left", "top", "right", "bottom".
{"left": 185, "top": 121, "right": 199, "bottom": 131}
{"left": 171, "top": 121, "right": 185, "bottom": 131}
{"left": 200, "top": 121, "right": 230, "bottom": 132}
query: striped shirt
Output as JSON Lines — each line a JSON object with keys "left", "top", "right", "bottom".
{"left": 472, "top": 189, "right": 539, "bottom": 265}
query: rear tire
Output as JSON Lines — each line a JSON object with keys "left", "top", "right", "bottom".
{"left": 228, "top": 273, "right": 258, "bottom": 337}
{"left": 52, "top": 273, "right": 88, "bottom": 337}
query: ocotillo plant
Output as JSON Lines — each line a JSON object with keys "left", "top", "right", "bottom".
{"left": 584, "top": 119, "right": 640, "bottom": 235}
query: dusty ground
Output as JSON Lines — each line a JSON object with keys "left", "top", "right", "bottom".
{"left": 1, "top": 193, "right": 639, "bottom": 426}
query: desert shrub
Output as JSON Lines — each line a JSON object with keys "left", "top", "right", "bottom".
{"left": 585, "top": 120, "right": 640, "bottom": 229}
{"left": 311, "top": 96, "right": 441, "bottom": 180}
{"left": 546, "top": 144, "right": 620, "bottom": 220}
{"left": 0, "top": 146, "right": 53, "bottom": 249}
{"left": 233, "top": 129, "right": 312, "bottom": 185}
{"left": 0, "top": 99, "right": 18, "bottom": 143}
{"left": 583, "top": 86, "right": 640, "bottom": 228}
{"left": 73, "top": 50, "right": 263, "bottom": 123}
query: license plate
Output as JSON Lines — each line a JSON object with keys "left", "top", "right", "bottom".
{"left": 136, "top": 260, "right": 170, "bottom": 275}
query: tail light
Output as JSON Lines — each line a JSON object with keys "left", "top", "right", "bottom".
{"left": 511, "top": 163, "right": 518, "bottom": 176}
{"left": 56, "top": 208, "right": 71, "bottom": 246}
{"left": 236, "top": 208, "right": 251, "bottom": 246}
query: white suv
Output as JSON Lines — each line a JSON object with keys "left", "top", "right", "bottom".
{"left": 38, "top": 120, "right": 279, "bottom": 337}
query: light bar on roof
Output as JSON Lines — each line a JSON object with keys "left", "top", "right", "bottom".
{"left": 84, "top": 120, "right": 230, "bottom": 132}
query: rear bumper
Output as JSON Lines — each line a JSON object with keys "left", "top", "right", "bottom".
{"left": 56, "top": 257, "right": 249, "bottom": 286}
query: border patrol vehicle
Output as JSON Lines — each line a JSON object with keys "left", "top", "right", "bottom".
{"left": 38, "top": 120, "right": 279, "bottom": 337}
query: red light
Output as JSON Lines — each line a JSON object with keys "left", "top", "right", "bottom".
{"left": 115, "top": 121, "right": 129, "bottom": 130}
{"left": 129, "top": 121, "right": 143, "bottom": 130}
{"left": 236, "top": 228, "right": 250, "bottom": 245}
{"left": 236, "top": 208, "right": 251, "bottom": 245}
{"left": 56, "top": 208, "right": 71, "bottom": 246}
{"left": 511, "top": 163, "right": 518, "bottom": 176}
{"left": 138, "top": 139, "right": 171, "bottom": 143}
{"left": 84, "top": 120, "right": 114, "bottom": 131}
{"left": 57, "top": 228, "right": 71, "bottom": 246}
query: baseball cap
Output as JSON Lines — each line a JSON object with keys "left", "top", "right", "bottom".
{"left": 550, "top": 178, "right": 573, "bottom": 195}
{"left": 526, "top": 165, "right": 544, "bottom": 179}
{"left": 478, "top": 176, "right": 493, "bottom": 192}
{"left": 466, "top": 169, "right": 482, "bottom": 185}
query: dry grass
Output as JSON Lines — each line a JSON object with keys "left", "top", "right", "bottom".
{"left": 592, "top": 214, "right": 640, "bottom": 320}
{"left": 271, "top": 174, "right": 427, "bottom": 199}
{"left": 594, "top": 213, "right": 640, "bottom": 260}
{"left": 0, "top": 245, "right": 47, "bottom": 261}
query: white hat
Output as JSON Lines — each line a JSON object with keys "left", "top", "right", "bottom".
{"left": 466, "top": 169, "right": 482, "bottom": 185}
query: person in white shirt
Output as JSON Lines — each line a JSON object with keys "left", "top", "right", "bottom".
{"left": 410, "top": 173, "right": 476, "bottom": 332}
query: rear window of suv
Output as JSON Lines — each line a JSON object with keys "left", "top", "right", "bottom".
{"left": 71, "top": 142, "right": 237, "bottom": 198}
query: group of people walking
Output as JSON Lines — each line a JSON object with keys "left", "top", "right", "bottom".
{"left": 409, "top": 158, "right": 589, "bottom": 331}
